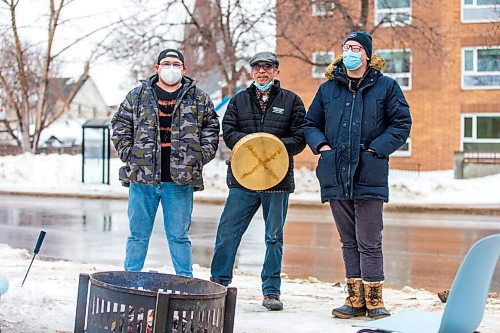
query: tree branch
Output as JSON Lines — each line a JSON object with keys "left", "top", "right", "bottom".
{"left": 51, "top": 18, "right": 124, "bottom": 59}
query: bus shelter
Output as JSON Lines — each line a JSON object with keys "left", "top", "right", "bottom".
{"left": 82, "top": 119, "right": 111, "bottom": 185}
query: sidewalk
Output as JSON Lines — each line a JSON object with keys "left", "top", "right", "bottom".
{"left": 2, "top": 188, "right": 500, "bottom": 215}
{"left": 1, "top": 244, "right": 499, "bottom": 333}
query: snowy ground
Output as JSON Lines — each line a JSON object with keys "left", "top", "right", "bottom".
{"left": 0, "top": 244, "right": 499, "bottom": 333}
{"left": 1, "top": 152, "right": 500, "bottom": 205}
{"left": 1, "top": 154, "right": 499, "bottom": 332}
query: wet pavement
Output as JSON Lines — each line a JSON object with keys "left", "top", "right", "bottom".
{"left": 0, "top": 194, "right": 499, "bottom": 293}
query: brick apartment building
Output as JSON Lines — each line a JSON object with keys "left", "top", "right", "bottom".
{"left": 276, "top": 0, "right": 500, "bottom": 171}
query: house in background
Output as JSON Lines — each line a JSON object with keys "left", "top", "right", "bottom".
{"left": 0, "top": 75, "right": 110, "bottom": 151}
{"left": 36, "top": 75, "right": 111, "bottom": 151}
{"left": 276, "top": 0, "right": 499, "bottom": 172}
{"left": 54, "top": 75, "right": 111, "bottom": 120}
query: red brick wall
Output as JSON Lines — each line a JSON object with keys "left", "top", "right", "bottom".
{"left": 278, "top": 0, "right": 499, "bottom": 170}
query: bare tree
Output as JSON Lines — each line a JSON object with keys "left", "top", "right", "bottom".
{"left": 277, "top": 0, "right": 442, "bottom": 66}
{"left": 108, "top": 0, "right": 275, "bottom": 96}
{"left": 0, "top": 0, "right": 116, "bottom": 152}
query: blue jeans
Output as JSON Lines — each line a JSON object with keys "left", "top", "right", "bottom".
{"left": 210, "top": 188, "right": 289, "bottom": 296}
{"left": 124, "top": 182, "right": 194, "bottom": 276}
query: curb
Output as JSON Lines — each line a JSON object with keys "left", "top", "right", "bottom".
{"left": 2, "top": 190, "right": 500, "bottom": 216}
{"left": 382, "top": 203, "right": 500, "bottom": 216}
{"left": 288, "top": 199, "right": 500, "bottom": 215}
{"left": 0, "top": 190, "right": 128, "bottom": 201}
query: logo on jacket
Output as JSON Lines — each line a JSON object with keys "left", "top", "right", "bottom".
{"left": 272, "top": 107, "right": 285, "bottom": 115}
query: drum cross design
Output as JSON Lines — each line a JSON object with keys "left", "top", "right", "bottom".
{"left": 231, "top": 133, "right": 289, "bottom": 191}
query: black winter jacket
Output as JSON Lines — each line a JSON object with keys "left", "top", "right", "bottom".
{"left": 304, "top": 56, "right": 412, "bottom": 203}
{"left": 223, "top": 80, "right": 306, "bottom": 192}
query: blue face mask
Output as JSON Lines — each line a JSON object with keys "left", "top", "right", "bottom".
{"left": 342, "top": 50, "right": 362, "bottom": 71}
{"left": 253, "top": 80, "right": 273, "bottom": 91}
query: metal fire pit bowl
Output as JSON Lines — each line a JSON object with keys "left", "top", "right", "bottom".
{"left": 74, "top": 271, "right": 237, "bottom": 333}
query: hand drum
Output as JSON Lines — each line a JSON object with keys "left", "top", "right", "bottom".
{"left": 231, "top": 132, "right": 289, "bottom": 191}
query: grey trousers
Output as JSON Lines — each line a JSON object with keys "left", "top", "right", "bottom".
{"left": 329, "top": 199, "right": 384, "bottom": 282}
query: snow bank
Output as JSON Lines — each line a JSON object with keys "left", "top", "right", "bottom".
{"left": 0, "top": 244, "right": 498, "bottom": 332}
{"left": 1, "top": 153, "right": 499, "bottom": 205}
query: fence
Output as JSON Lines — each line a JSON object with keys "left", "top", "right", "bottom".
{"left": 463, "top": 151, "right": 500, "bottom": 164}
{"left": 389, "top": 161, "right": 421, "bottom": 177}
{"left": 454, "top": 151, "right": 500, "bottom": 179}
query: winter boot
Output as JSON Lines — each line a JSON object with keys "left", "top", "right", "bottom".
{"left": 262, "top": 294, "right": 283, "bottom": 311}
{"left": 363, "top": 280, "right": 391, "bottom": 319}
{"left": 437, "top": 289, "right": 449, "bottom": 303}
{"left": 331, "top": 278, "right": 367, "bottom": 319}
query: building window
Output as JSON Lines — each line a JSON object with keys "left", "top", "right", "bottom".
{"left": 461, "top": 0, "right": 500, "bottom": 23}
{"left": 462, "top": 46, "right": 500, "bottom": 89}
{"left": 462, "top": 114, "right": 500, "bottom": 151}
{"left": 312, "top": 51, "right": 334, "bottom": 78}
{"left": 393, "top": 137, "right": 411, "bottom": 157}
{"left": 312, "top": 0, "right": 334, "bottom": 17}
{"left": 375, "top": 0, "right": 412, "bottom": 27}
{"left": 376, "top": 49, "right": 412, "bottom": 90}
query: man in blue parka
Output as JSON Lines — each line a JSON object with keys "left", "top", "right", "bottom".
{"left": 304, "top": 31, "right": 411, "bottom": 320}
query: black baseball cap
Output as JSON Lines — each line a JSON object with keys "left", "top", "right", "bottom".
{"left": 157, "top": 48, "right": 185, "bottom": 65}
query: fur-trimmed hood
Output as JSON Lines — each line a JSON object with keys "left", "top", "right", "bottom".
{"left": 324, "top": 54, "right": 385, "bottom": 80}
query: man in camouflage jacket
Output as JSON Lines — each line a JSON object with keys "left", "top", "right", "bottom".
{"left": 111, "top": 49, "right": 219, "bottom": 276}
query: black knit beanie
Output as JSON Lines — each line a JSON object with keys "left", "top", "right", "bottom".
{"left": 345, "top": 31, "right": 372, "bottom": 59}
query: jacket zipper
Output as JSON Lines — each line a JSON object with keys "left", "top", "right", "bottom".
{"left": 249, "top": 93, "right": 267, "bottom": 131}
{"left": 171, "top": 82, "right": 195, "bottom": 177}
{"left": 260, "top": 92, "right": 277, "bottom": 131}
{"left": 173, "top": 83, "right": 196, "bottom": 136}
{"left": 346, "top": 73, "right": 378, "bottom": 197}
{"left": 149, "top": 87, "right": 160, "bottom": 184}
{"left": 347, "top": 92, "right": 356, "bottom": 198}
{"left": 151, "top": 81, "right": 195, "bottom": 184}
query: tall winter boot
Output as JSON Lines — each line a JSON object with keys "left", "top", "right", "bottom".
{"left": 363, "top": 280, "right": 391, "bottom": 319}
{"left": 331, "top": 278, "right": 367, "bottom": 319}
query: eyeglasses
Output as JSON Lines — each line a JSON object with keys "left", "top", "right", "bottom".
{"left": 251, "top": 63, "right": 275, "bottom": 71}
{"left": 342, "top": 44, "right": 364, "bottom": 53}
{"left": 159, "top": 61, "right": 183, "bottom": 68}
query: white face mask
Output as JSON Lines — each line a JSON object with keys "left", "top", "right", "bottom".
{"left": 160, "top": 66, "right": 183, "bottom": 85}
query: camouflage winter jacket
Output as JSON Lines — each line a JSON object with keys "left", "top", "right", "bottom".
{"left": 111, "top": 75, "right": 219, "bottom": 191}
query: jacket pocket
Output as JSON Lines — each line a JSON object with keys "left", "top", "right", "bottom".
{"left": 128, "top": 145, "right": 139, "bottom": 163}
{"left": 315, "top": 149, "right": 338, "bottom": 188}
{"left": 119, "top": 165, "right": 132, "bottom": 187}
{"left": 358, "top": 151, "right": 388, "bottom": 187}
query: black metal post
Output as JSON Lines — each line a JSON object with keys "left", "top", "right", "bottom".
{"left": 106, "top": 127, "right": 110, "bottom": 185}
{"left": 81, "top": 127, "right": 85, "bottom": 183}
{"left": 74, "top": 273, "right": 90, "bottom": 332}
{"left": 102, "top": 128, "right": 105, "bottom": 184}
{"left": 223, "top": 287, "right": 237, "bottom": 333}
{"left": 154, "top": 292, "right": 171, "bottom": 333}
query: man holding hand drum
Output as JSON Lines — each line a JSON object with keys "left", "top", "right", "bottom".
{"left": 210, "top": 52, "right": 306, "bottom": 311}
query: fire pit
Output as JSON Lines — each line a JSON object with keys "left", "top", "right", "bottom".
{"left": 74, "top": 271, "right": 237, "bottom": 333}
